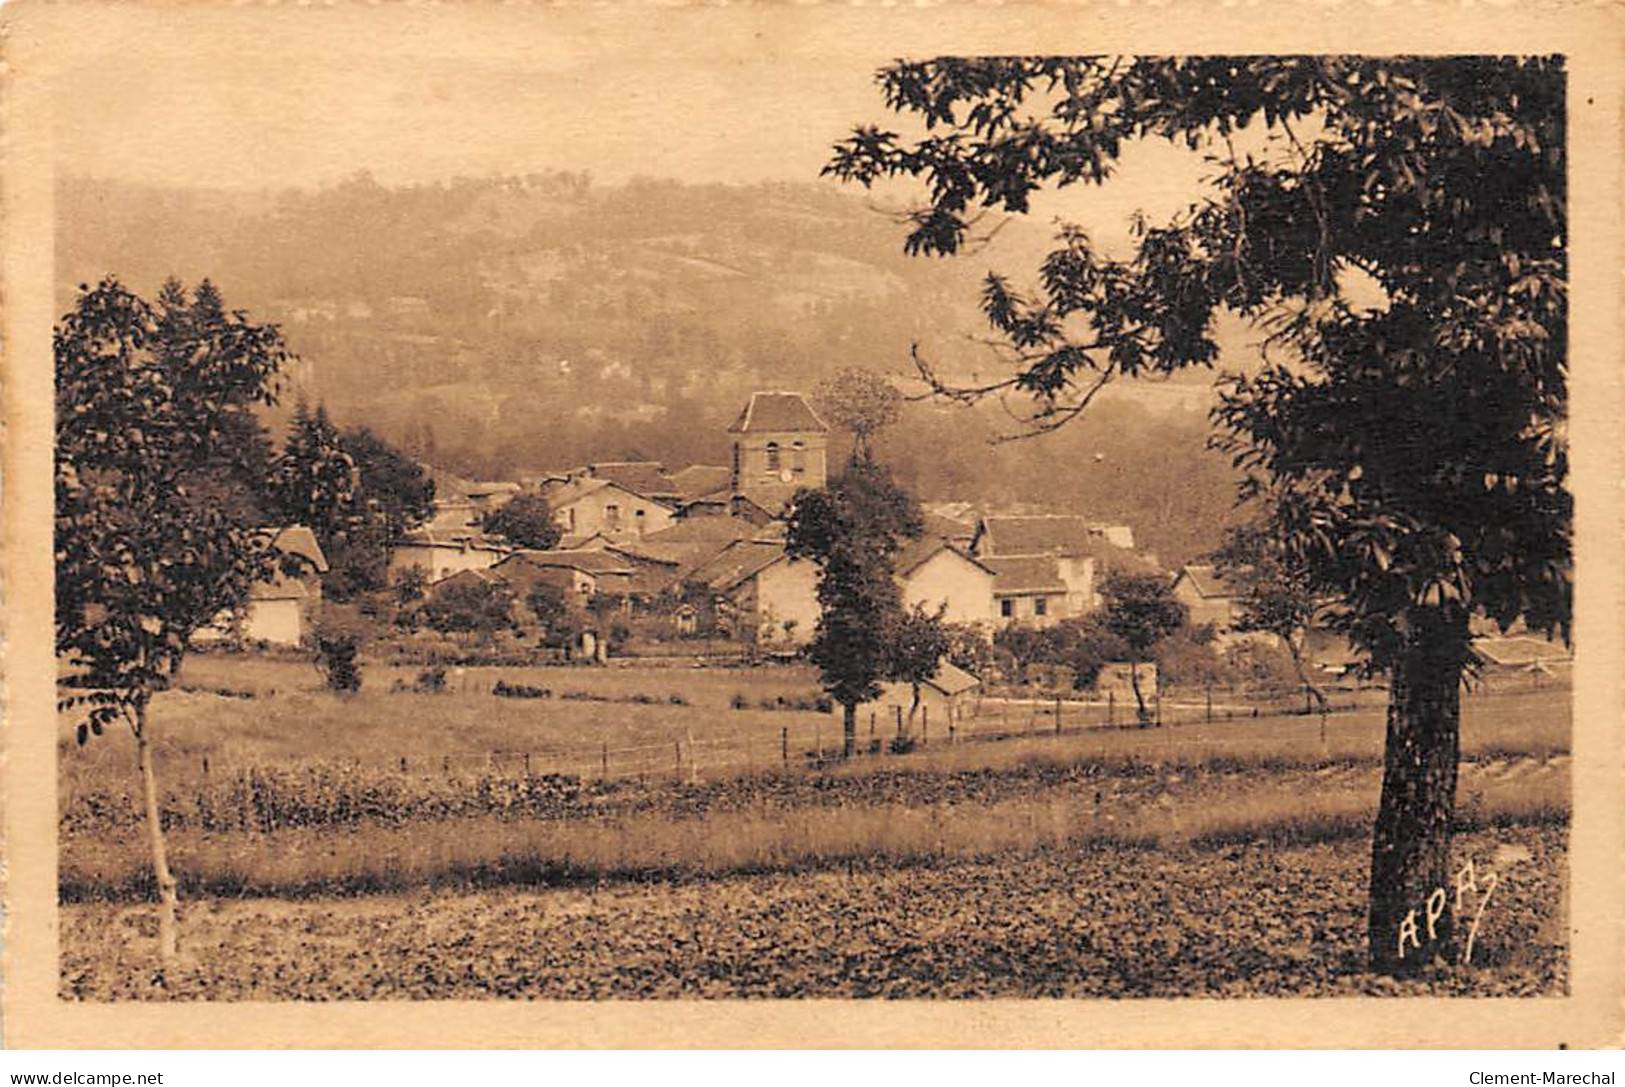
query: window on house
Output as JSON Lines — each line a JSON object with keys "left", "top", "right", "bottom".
{"left": 792, "top": 441, "right": 806, "bottom": 474}
{"left": 605, "top": 503, "right": 620, "bottom": 528}
{"left": 635, "top": 509, "right": 646, "bottom": 534}
{"left": 1000, "top": 599, "right": 1013, "bottom": 619}
{"left": 1035, "top": 597, "right": 1048, "bottom": 617}
{"left": 566, "top": 508, "right": 575, "bottom": 532}
{"left": 731, "top": 443, "right": 741, "bottom": 486}
{"left": 765, "top": 442, "right": 781, "bottom": 473}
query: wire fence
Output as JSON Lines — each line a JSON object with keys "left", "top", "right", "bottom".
{"left": 161, "top": 670, "right": 1569, "bottom": 790}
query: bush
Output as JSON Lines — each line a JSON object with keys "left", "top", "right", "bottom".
{"left": 416, "top": 666, "right": 448, "bottom": 693}
{"left": 422, "top": 578, "right": 516, "bottom": 636}
{"left": 888, "top": 734, "right": 918, "bottom": 755}
{"left": 492, "top": 679, "right": 551, "bottom": 700}
{"left": 313, "top": 632, "right": 362, "bottom": 693}
{"left": 730, "top": 693, "right": 749, "bottom": 710}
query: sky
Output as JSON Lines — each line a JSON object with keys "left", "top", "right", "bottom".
{"left": 45, "top": 6, "right": 1227, "bottom": 259}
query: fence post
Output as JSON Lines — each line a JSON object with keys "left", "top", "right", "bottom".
{"left": 601, "top": 742, "right": 609, "bottom": 778}
{"left": 781, "top": 726, "right": 788, "bottom": 766}
{"left": 949, "top": 722, "right": 956, "bottom": 746}
{"left": 523, "top": 752, "right": 530, "bottom": 776}
{"left": 202, "top": 755, "right": 210, "bottom": 777}
{"left": 1108, "top": 690, "right": 1115, "bottom": 727}
{"left": 674, "top": 739, "right": 681, "bottom": 781}
{"left": 442, "top": 755, "right": 450, "bottom": 773}
{"left": 869, "top": 712, "right": 876, "bottom": 750}
{"left": 1055, "top": 695, "right": 1062, "bottom": 736}
{"left": 922, "top": 705, "right": 928, "bottom": 747}
{"left": 895, "top": 705, "right": 903, "bottom": 739}
{"left": 1206, "top": 681, "right": 1213, "bottom": 724}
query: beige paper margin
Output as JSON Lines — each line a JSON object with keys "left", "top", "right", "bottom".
{"left": 3, "top": 0, "right": 1621, "bottom": 1050}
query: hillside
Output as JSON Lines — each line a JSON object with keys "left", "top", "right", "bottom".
{"left": 56, "top": 172, "right": 1247, "bottom": 565}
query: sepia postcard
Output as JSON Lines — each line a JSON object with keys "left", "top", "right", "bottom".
{"left": 3, "top": 0, "right": 1623, "bottom": 1050}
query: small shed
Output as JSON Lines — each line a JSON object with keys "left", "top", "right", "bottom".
{"left": 1094, "top": 661, "right": 1158, "bottom": 703}
{"left": 840, "top": 659, "right": 983, "bottom": 734}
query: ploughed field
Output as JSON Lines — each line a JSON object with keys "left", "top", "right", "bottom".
{"left": 61, "top": 826, "right": 1566, "bottom": 1000}
{"left": 58, "top": 657, "right": 1571, "bottom": 999}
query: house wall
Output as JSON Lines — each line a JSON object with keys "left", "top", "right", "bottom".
{"left": 744, "top": 557, "right": 821, "bottom": 646}
{"left": 1057, "top": 556, "right": 1096, "bottom": 613}
{"left": 1173, "top": 580, "right": 1237, "bottom": 631}
{"left": 901, "top": 550, "right": 996, "bottom": 626}
{"left": 733, "top": 430, "right": 828, "bottom": 503}
{"left": 243, "top": 598, "right": 303, "bottom": 646}
{"left": 995, "top": 591, "right": 1068, "bottom": 627}
{"left": 389, "top": 543, "right": 506, "bottom": 582}
{"left": 555, "top": 487, "right": 675, "bottom": 541}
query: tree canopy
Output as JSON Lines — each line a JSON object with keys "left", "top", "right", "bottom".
{"left": 814, "top": 366, "right": 904, "bottom": 455}
{"left": 786, "top": 454, "right": 926, "bottom": 755}
{"left": 481, "top": 492, "right": 563, "bottom": 551}
{"left": 829, "top": 55, "right": 1568, "bottom": 973}
{"left": 56, "top": 277, "right": 289, "bottom": 723}
{"left": 828, "top": 56, "right": 1568, "bottom": 666}
{"left": 55, "top": 276, "right": 290, "bottom": 963}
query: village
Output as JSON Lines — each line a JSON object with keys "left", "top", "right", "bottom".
{"left": 224, "top": 386, "right": 1568, "bottom": 736}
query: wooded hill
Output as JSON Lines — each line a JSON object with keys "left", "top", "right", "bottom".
{"left": 57, "top": 172, "right": 1242, "bottom": 566}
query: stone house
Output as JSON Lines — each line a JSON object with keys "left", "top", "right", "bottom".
{"left": 388, "top": 530, "right": 514, "bottom": 583}
{"left": 539, "top": 477, "right": 677, "bottom": 541}
{"left": 895, "top": 537, "right": 997, "bottom": 626}
{"left": 1171, "top": 564, "right": 1248, "bottom": 634}
{"left": 679, "top": 537, "right": 820, "bottom": 649}
{"left": 196, "top": 526, "right": 328, "bottom": 647}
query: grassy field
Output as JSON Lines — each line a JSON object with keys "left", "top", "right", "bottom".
{"left": 61, "top": 755, "right": 1568, "bottom": 902}
{"left": 63, "top": 656, "right": 1570, "bottom": 787}
{"left": 58, "top": 653, "right": 1573, "bottom": 1000}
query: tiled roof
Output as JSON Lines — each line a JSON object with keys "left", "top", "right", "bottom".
{"left": 727, "top": 392, "right": 829, "bottom": 435}
{"left": 977, "top": 515, "right": 1099, "bottom": 557}
{"left": 397, "top": 528, "right": 513, "bottom": 551}
{"left": 926, "top": 659, "right": 982, "bottom": 696}
{"left": 894, "top": 537, "right": 993, "bottom": 579}
{"left": 512, "top": 549, "right": 635, "bottom": 576}
{"left": 682, "top": 539, "right": 790, "bottom": 594}
{"left": 644, "top": 517, "right": 757, "bottom": 546}
{"left": 977, "top": 515, "right": 1157, "bottom": 574}
{"left": 267, "top": 525, "right": 329, "bottom": 574}
{"left": 921, "top": 510, "right": 976, "bottom": 544}
{"left": 587, "top": 462, "right": 679, "bottom": 499}
{"left": 668, "top": 464, "right": 733, "bottom": 500}
{"left": 1473, "top": 635, "right": 1572, "bottom": 667}
{"left": 981, "top": 555, "right": 1069, "bottom": 595}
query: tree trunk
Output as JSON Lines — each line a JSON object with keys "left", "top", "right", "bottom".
{"left": 1128, "top": 660, "right": 1151, "bottom": 726}
{"left": 1286, "top": 633, "right": 1330, "bottom": 716}
{"left": 134, "top": 699, "right": 180, "bottom": 964}
{"left": 842, "top": 701, "right": 857, "bottom": 758}
{"left": 1368, "top": 609, "right": 1468, "bottom": 975}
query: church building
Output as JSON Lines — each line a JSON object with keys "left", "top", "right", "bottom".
{"left": 727, "top": 391, "right": 830, "bottom": 514}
